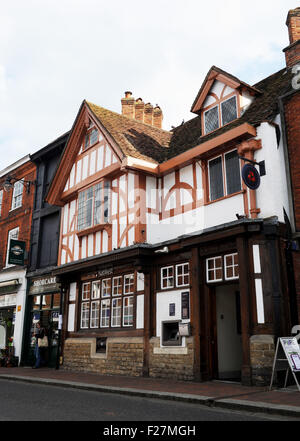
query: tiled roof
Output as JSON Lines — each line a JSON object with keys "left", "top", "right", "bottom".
{"left": 86, "top": 101, "right": 172, "bottom": 164}
{"left": 86, "top": 67, "right": 293, "bottom": 165}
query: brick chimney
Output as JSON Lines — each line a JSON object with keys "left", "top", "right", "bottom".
{"left": 134, "top": 98, "right": 145, "bottom": 122}
{"left": 153, "top": 106, "right": 163, "bottom": 129}
{"left": 144, "top": 103, "right": 153, "bottom": 126}
{"left": 121, "top": 92, "right": 163, "bottom": 128}
{"left": 121, "top": 91, "right": 135, "bottom": 119}
{"left": 284, "top": 7, "right": 300, "bottom": 68}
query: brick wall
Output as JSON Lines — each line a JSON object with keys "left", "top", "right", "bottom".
{"left": 149, "top": 337, "right": 194, "bottom": 381}
{"left": 0, "top": 161, "right": 36, "bottom": 268}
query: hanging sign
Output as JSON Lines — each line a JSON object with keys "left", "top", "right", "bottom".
{"left": 242, "top": 164, "right": 261, "bottom": 190}
{"left": 8, "top": 239, "right": 26, "bottom": 266}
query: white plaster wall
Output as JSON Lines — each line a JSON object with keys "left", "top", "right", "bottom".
{"left": 136, "top": 295, "right": 144, "bottom": 329}
{"left": 255, "top": 121, "right": 289, "bottom": 223}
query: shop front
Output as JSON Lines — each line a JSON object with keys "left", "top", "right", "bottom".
{"left": 22, "top": 276, "right": 61, "bottom": 368}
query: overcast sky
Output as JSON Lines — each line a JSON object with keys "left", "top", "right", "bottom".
{"left": 0, "top": 0, "right": 298, "bottom": 170}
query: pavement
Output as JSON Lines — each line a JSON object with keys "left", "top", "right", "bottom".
{"left": 0, "top": 367, "right": 300, "bottom": 419}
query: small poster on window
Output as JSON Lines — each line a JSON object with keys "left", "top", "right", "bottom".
{"left": 181, "top": 292, "right": 190, "bottom": 319}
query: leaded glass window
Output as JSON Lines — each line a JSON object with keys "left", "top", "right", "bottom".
{"left": 225, "top": 150, "right": 241, "bottom": 195}
{"left": 209, "top": 157, "right": 224, "bottom": 201}
{"left": 221, "top": 96, "right": 238, "bottom": 126}
{"left": 204, "top": 106, "right": 219, "bottom": 134}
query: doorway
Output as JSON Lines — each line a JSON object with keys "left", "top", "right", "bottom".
{"left": 213, "top": 284, "right": 242, "bottom": 381}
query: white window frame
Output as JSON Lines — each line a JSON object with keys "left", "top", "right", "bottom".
{"left": 11, "top": 179, "right": 24, "bottom": 210}
{"left": 124, "top": 274, "right": 134, "bottom": 294}
{"left": 112, "top": 276, "right": 122, "bottom": 296}
{"left": 122, "top": 296, "right": 134, "bottom": 327}
{"left": 82, "top": 282, "right": 90, "bottom": 301}
{"left": 220, "top": 95, "right": 238, "bottom": 127}
{"left": 91, "top": 281, "right": 101, "bottom": 299}
{"left": 161, "top": 266, "right": 174, "bottom": 290}
{"left": 111, "top": 297, "right": 122, "bottom": 327}
{"left": 100, "top": 299, "right": 110, "bottom": 328}
{"left": 90, "top": 300, "right": 100, "bottom": 328}
{"left": 206, "top": 256, "right": 223, "bottom": 283}
{"left": 5, "top": 227, "right": 19, "bottom": 268}
{"left": 101, "top": 278, "right": 111, "bottom": 298}
{"left": 80, "top": 302, "right": 90, "bottom": 329}
{"left": 175, "top": 263, "right": 190, "bottom": 287}
{"left": 224, "top": 253, "right": 239, "bottom": 281}
{"left": 77, "top": 181, "right": 110, "bottom": 232}
{"left": 204, "top": 105, "right": 220, "bottom": 135}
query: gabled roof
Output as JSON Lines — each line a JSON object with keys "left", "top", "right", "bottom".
{"left": 191, "top": 65, "right": 262, "bottom": 114}
{"left": 87, "top": 101, "right": 172, "bottom": 164}
{"left": 167, "top": 68, "right": 293, "bottom": 161}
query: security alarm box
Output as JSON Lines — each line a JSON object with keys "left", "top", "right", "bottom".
{"left": 178, "top": 322, "right": 190, "bottom": 337}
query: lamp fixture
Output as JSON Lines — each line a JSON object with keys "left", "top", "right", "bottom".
{"left": 2, "top": 175, "right": 36, "bottom": 193}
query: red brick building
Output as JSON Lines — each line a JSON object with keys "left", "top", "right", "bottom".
{"left": 281, "top": 7, "right": 300, "bottom": 324}
{"left": 0, "top": 155, "right": 36, "bottom": 361}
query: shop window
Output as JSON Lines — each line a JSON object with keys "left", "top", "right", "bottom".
{"left": 224, "top": 253, "right": 239, "bottom": 280}
{"left": 77, "top": 181, "right": 110, "bottom": 231}
{"left": 112, "top": 276, "right": 122, "bottom": 296}
{"left": 176, "top": 263, "right": 190, "bottom": 287}
{"left": 90, "top": 301, "right": 100, "bottom": 328}
{"left": 162, "top": 321, "right": 182, "bottom": 347}
{"left": 122, "top": 296, "right": 133, "bottom": 327}
{"left": 208, "top": 150, "right": 241, "bottom": 202}
{"left": 79, "top": 273, "right": 136, "bottom": 330}
{"left": 124, "top": 274, "right": 134, "bottom": 294}
{"left": 206, "top": 256, "right": 223, "bottom": 283}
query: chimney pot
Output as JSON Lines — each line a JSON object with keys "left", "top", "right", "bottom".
{"left": 284, "top": 8, "right": 300, "bottom": 68}
{"left": 121, "top": 92, "right": 135, "bottom": 118}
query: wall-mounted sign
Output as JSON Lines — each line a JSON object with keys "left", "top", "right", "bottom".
{"left": 29, "top": 276, "right": 60, "bottom": 295}
{"left": 242, "top": 164, "right": 261, "bottom": 190}
{"left": 8, "top": 239, "right": 26, "bottom": 266}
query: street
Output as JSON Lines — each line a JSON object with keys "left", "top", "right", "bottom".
{"left": 0, "top": 378, "right": 295, "bottom": 422}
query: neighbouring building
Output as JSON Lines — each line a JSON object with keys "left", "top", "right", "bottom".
{"left": 43, "top": 8, "right": 299, "bottom": 386}
{"left": 0, "top": 156, "right": 36, "bottom": 362}
{"left": 21, "top": 132, "right": 69, "bottom": 367}
{"left": 280, "top": 7, "right": 300, "bottom": 326}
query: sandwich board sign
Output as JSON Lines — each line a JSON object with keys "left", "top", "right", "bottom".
{"left": 270, "top": 337, "right": 300, "bottom": 391}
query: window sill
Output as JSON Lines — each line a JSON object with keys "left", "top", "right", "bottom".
{"left": 76, "top": 223, "right": 111, "bottom": 237}
{"left": 205, "top": 190, "right": 244, "bottom": 206}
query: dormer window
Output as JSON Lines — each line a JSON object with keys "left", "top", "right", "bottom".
{"left": 204, "top": 95, "right": 238, "bottom": 135}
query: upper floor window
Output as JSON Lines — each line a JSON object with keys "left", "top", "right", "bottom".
{"left": 204, "top": 95, "right": 238, "bottom": 135}
{"left": 84, "top": 128, "right": 99, "bottom": 151}
{"left": 11, "top": 180, "right": 24, "bottom": 210}
{"left": 77, "top": 181, "right": 110, "bottom": 231}
{"left": 161, "top": 263, "right": 190, "bottom": 290}
{"left": 208, "top": 149, "right": 241, "bottom": 202}
{"left": 0, "top": 190, "right": 3, "bottom": 216}
{"left": 5, "top": 227, "right": 19, "bottom": 267}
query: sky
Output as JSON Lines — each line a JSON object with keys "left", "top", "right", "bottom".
{"left": 0, "top": 0, "right": 298, "bottom": 170}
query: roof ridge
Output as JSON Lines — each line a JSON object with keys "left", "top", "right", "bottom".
{"left": 86, "top": 100, "right": 171, "bottom": 135}
{"left": 252, "top": 67, "right": 286, "bottom": 88}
